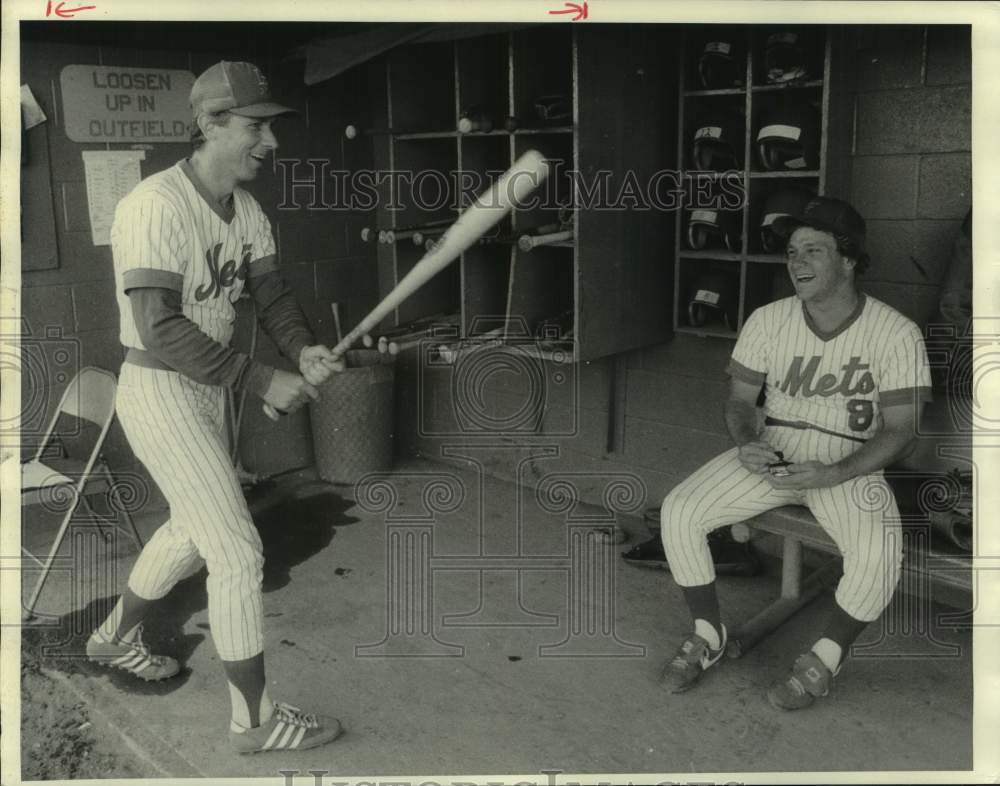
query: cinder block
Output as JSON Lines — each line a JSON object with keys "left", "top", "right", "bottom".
{"left": 627, "top": 369, "right": 728, "bottom": 433}
{"left": 918, "top": 154, "right": 971, "bottom": 219}
{"left": 73, "top": 279, "right": 119, "bottom": 333}
{"left": 853, "top": 25, "right": 925, "bottom": 91}
{"left": 856, "top": 87, "right": 969, "bottom": 155}
{"left": 21, "top": 285, "right": 75, "bottom": 337}
{"left": 914, "top": 219, "right": 965, "bottom": 285}
{"left": 850, "top": 156, "right": 919, "bottom": 220}
{"left": 863, "top": 281, "right": 941, "bottom": 328}
{"left": 865, "top": 220, "right": 915, "bottom": 282}
{"left": 863, "top": 219, "right": 960, "bottom": 286}
{"left": 925, "top": 25, "right": 971, "bottom": 86}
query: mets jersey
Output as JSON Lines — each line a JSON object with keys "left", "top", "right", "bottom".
{"left": 728, "top": 294, "right": 932, "bottom": 442}
{"left": 111, "top": 159, "right": 278, "bottom": 350}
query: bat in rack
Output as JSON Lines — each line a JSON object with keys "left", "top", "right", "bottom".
{"left": 458, "top": 105, "right": 494, "bottom": 134}
{"left": 344, "top": 124, "right": 436, "bottom": 139}
{"left": 262, "top": 150, "right": 552, "bottom": 420}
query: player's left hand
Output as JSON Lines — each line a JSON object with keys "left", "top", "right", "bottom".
{"left": 299, "top": 345, "right": 344, "bottom": 386}
{"left": 767, "top": 460, "right": 844, "bottom": 490}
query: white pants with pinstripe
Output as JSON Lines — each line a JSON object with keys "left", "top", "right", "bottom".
{"left": 116, "top": 362, "right": 264, "bottom": 661}
{"left": 661, "top": 424, "right": 903, "bottom": 622}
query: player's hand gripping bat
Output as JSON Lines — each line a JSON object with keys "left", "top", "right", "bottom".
{"left": 263, "top": 149, "right": 551, "bottom": 420}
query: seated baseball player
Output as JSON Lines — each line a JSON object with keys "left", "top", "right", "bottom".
{"left": 85, "top": 61, "right": 345, "bottom": 752}
{"left": 659, "top": 196, "right": 931, "bottom": 709}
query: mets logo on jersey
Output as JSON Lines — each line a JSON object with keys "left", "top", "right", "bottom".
{"left": 195, "top": 243, "right": 252, "bottom": 303}
{"left": 779, "top": 355, "right": 875, "bottom": 397}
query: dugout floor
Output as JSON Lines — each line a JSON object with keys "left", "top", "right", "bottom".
{"left": 20, "top": 456, "right": 974, "bottom": 779}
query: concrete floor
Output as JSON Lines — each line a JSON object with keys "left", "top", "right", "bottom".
{"left": 20, "top": 457, "right": 974, "bottom": 779}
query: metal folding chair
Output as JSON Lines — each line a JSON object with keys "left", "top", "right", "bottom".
{"left": 21, "top": 366, "right": 143, "bottom": 620}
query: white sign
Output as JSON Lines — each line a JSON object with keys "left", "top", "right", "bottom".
{"left": 82, "top": 150, "right": 146, "bottom": 246}
{"left": 60, "top": 65, "right": 195, "bottom": 143}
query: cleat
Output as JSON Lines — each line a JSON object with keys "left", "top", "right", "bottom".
{"left": 660, "top": 624, "right": 727, "bottom": 693}
{"left": 230, "top": 701, "right": 343, "bottom": 754}
{"left": 86, "top": 624, "right": 179, "bottom": 682}
{"left": 767, "top": 652, "right": 835, "bottom": 710}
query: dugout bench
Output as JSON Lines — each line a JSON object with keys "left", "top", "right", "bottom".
{"left": 726, "top": 505, "right": 974, "bottom": 658}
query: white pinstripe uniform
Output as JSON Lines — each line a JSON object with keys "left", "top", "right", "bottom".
{"left": 661, "top": 294, "right": 931, "bottom": 622}
{"left": 111, "top": 159, "right": 278, "bottom": 661}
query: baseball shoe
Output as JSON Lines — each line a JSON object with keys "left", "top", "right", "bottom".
{"left": 230, "top": 701, "right": 343, "bottom": 754}
{"left": 86, "top": 624, "right": 179, "bottom": 681}
{"left": 767, "top": 652, "right": 836, "bottom": 710}
{"left": 621, "top": 536, "right": 668, "bottom": 570}
{"left": 660, "top": 624, "right": 727, "bottom": 693}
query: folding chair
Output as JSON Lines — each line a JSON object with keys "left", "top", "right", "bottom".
{"left": 21, "top": 366, "right": 144, "bottom": 620}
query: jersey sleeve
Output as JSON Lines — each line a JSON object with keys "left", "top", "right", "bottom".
{"left": 248, "top": 200, "right": 279, "bottom": 276}
{"left": 878, "top": 319, "right": 934, "bottom": 408}
{"left": 111, "top": 196, "right": 189, "bottom": 293}
{"left": 727, "top": 306, "right": 769, "bottom": 386}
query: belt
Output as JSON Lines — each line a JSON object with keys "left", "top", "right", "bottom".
{"left": 124, "top": 347, "right": 175, "bottom": 372}
{"left": 764, "top": 416, "right": 867, "bottom": 445}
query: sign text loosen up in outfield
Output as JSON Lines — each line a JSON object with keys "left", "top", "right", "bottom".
{"left": 60, "top": 65, "right": 196, "bottom": 143}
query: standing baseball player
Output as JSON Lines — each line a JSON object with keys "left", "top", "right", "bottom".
{"left": 86, "top": 61, "right": 345, "bottom": 752}
{"left": 659, "top": 196, "right": 931, "bottom": 709}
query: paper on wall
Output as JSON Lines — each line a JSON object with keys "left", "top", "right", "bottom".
{"left": 20, "top": 85, "right": 47, "bottom": 129}
{"left": 81, "top": 150, "right": 145, "bottom": 246}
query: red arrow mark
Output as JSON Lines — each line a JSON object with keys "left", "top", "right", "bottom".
{"left": 46, "top": 1, "right": 97, "bottom": 17}
{"left": 548, "top": 1, "right": 588, "bottom": 21}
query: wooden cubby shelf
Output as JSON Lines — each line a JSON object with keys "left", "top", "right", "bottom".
{"left": 673, "top": 25, "right": 835, "bottom": 337}
{"left": 372, "top": 25, "right": 675, "bottom": 362}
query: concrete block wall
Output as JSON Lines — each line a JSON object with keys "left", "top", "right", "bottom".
{"left": 846, "top": 25, "right": 971, "bottom": 327}
{"left": 18, "top": 24, "right": 377, "bottom": 498}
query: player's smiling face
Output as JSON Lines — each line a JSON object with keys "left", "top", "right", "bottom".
{"left": 215, "top": 115, "right": 278, "bottom": 182}
{"left": 785, "top": 226, "right": 855, "bottom": 304}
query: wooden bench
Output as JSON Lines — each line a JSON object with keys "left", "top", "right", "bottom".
{"left": 726, "top": 505, "right": 974, "bottom": 658}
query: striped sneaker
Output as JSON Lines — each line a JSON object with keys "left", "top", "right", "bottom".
{"left": 85, "top": 625, "right": 179, "bottom": 681}
{"left": 230, "top": 701, "right": 343, "bottom": 754}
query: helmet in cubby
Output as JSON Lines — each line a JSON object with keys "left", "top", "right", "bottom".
{"left": 756, "top": 101, "right": 820, "bottom": 171}
{"left": 764, "top": 29, "right": 812, "bottom": 84}
{"left": 687, "top": 207, "right": 741, "bottom": 252}
{"left": 697, "top": 36, "right": 745, "bottom": 90}
{"left": 687, "top": 267, "right": 739, "bottom": 332}
{"left": 691, "top": 107, "right": 744, "bottom": 171}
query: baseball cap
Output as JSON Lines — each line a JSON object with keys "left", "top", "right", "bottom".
{"left": 772, "top": 196, "right": 867, "bottom": 257}
{"left": 190, "top": 61, "right": 297, "bottom": 120}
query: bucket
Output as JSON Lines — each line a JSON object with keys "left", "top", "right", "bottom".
{"left": 310, "top": 349, "right": 395, "bottom": 485}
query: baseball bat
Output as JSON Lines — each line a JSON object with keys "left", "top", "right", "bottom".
{"left": 517, "top": 229, "right": 574, "bottom": 252}
{"left": 262, "top": 150, "right": 550, "bottom": 420}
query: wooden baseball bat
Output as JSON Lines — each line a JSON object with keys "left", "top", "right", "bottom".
{"left": 262, "top": 149, "right": 550, "bottom": 421}
{"left": 518, "top": 229, "right": 574, "bottom": 252}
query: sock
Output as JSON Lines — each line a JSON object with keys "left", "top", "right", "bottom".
{"left": 694, "top": 618, "right": 721, "bottom": 650}
{"left": 811, "top": 638, "right": 842, "bottom": 674}
{"left": 95, "top": 588, "right": 155, "bottom": 643}
{"left": 223, "top": 652, "right": 269, "bottom": 729}
{"left": 816, "top": 603, "right": 870, "bottom": 672}
{"left": 682, "top": 581, "right": 722, "bottom": 648}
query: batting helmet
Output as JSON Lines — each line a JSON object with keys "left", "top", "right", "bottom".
{"left": 696, "top": 36, "right": 745, "bottom": 90}
{"left": 687, "top": 207, "right": 741, "bottom": 252}
{"left": 691, "top": 107, "right": 744, "bottom": 171}
{"left": 763, "top": 30, "right": 812, "bottom": 84}
{"left": 688, "top": 268, "right": 739, "bottom": 331}
{"left": 759, "top": 187, "right": 814, "bottom": 253}
{"left": 756, "top": 101, "right": 820, "bottom": 171}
